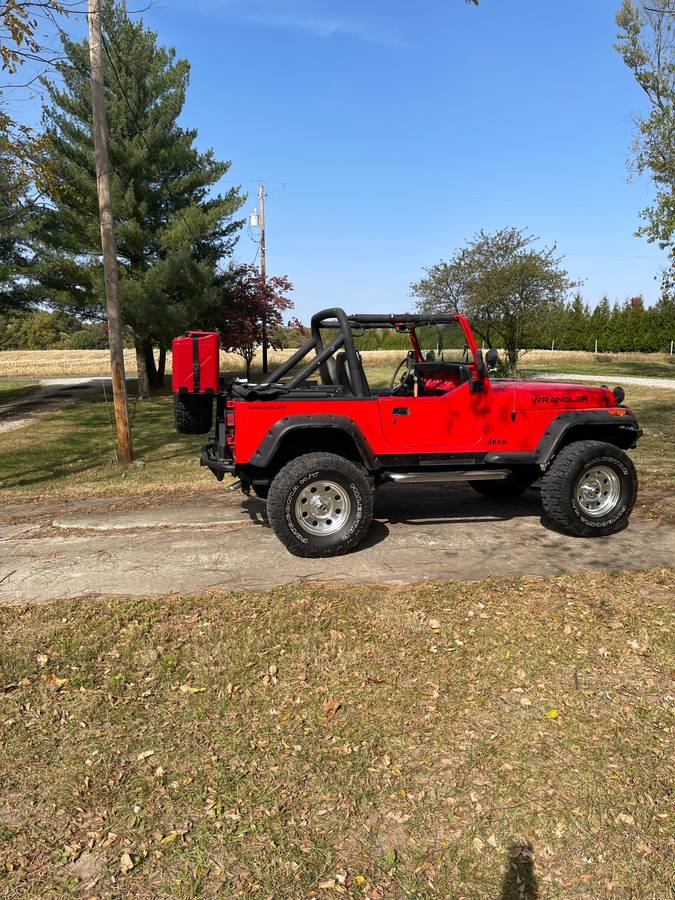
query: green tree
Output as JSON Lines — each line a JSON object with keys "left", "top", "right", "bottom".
{"left": 651, "top": 293, "right": 675, "bottom": 348}
{"left": 411, "top": 227, "right": 574, "bottom": 372}
{"left": 0, "top": 153, "right": 34, "bottom": 313}
{"left": 33, "top": 0, "right": 244, "bottom": 395}
{"left": 564, "top": 293, "right": 591, "bottom": 350}
{"left": 615, "top": 1, "right": 675, "bottom": 293}
{"left": 590, "top": 296, "right": 612, "bottom": 351}
{"left": 1, "top": 2, "right": 68, "bottom": 204}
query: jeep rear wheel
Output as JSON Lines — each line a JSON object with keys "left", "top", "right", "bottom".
{"left": 541, "top": 440, "right": 637, "bottom": 537}
{"left": 267, "top": 452, "right": 374, "bottom": 558}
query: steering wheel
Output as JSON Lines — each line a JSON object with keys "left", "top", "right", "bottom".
{"left": 390, "top": 350, "right": 416, "bottom": 394}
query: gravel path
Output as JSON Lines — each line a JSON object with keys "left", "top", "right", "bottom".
{"left": 0, "top": 377, "right": 109, "bottom": 434}
{"left": 540, "top": 373, "right": 675, "bottom": 390}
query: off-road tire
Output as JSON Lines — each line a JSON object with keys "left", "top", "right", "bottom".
{"left": 267, "top": 452, "right": 374, "bottom": 558}
{"left": 174, "top": 393, "right": 213, "bottom": 435}
{"left": 468, "top": 479, "right": 527, "bottom": 500}
{"left": 541, "top": 440, "right": 637, "bottom": 537}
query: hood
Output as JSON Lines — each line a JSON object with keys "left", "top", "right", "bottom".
{"left": 511, "top": 380, "right": 617, "bottom": 412}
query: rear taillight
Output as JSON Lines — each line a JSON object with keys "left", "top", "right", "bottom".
{"left": 225, "top": 400, "right": 235, "bottom": 444}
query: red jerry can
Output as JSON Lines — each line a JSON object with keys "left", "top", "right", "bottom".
{"left": 172, "top": 331, "right": 220, "bottom": 394}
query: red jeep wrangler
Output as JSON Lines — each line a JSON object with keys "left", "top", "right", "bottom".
{"left": 173, "top": 308, "right": 641, "bottom": 558}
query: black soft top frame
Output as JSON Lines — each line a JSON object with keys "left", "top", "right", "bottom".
{"left": 321, "top": 311, "right": 460, "bottom": 329}
{"left": 233, "top": 307, "right": 461, "bottom": 400}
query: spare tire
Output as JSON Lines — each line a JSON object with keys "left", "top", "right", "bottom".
{"left": 174, "top": 392, "right": 213, "bottom": 435}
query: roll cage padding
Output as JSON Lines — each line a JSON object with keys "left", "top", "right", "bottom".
{"left": 259, "top": 307, "right": 370, "bottom": 398}
{"left": 311, "top": 308, "right": 369, "bottom": 397}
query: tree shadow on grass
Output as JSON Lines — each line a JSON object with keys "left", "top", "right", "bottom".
{"left": 0, "top": 390, "right": 202, "bottom": 491}
{"left": 499, "top": 842, "right": 539, "bottom": 900}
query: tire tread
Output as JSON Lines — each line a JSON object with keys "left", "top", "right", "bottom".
{"left": 174, "top": 393, "right": 213, "bottom": 435}
{"left": 541, "top": 440, "right": 637, "bottom": 537}
{"left": 267, "top": 452, "right": 374, "bottom": 558}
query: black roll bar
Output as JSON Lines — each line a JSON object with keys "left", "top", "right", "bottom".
{"left": 262, "top": 307, "right": 369, "bottom": 397}
{"left": 256, "top": 308, "right": 461, "bottom": 398}
{"left": 310, "top": 308, "right": 369, "bottom": 397}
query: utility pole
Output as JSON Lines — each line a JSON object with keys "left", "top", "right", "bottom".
{"left": 258, "top": 182, "right": 268, "bottom": 374}
{"left": 87, "top": 0, "right": 133, "bottom": 465}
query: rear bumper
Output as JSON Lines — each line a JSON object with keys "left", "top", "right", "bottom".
{"left": 200, "top": 440, "right": 235, "bottom": 478}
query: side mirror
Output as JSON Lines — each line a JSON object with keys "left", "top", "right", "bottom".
{"left": 486, "top": 347, "right": 499, "bottom": 371}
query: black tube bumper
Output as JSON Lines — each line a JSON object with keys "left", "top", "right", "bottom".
{"left": 200, "top": 440, "right": 235, "bottom": 478}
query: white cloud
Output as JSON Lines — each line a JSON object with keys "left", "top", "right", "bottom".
{"left": 196, "top": 0, "right": 400, "bottom": 46}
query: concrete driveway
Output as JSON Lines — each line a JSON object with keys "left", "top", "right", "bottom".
{"left": 1, "top": 484, "right": 673, "bottom": 604}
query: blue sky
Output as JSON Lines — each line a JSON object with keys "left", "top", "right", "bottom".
{"left": 58, "top": 1, "right": 674, "bottom": 318}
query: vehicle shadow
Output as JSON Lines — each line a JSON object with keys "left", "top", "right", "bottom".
{"left": 499, "top": 842, "right": 539, "bottom": 899}
{"left": 374, "top": 483, "right": 541, "bottom": 526}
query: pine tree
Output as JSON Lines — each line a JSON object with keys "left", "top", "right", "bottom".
{"left": 33, "top": 0, "right": 243, "bottom": 394}
{"left": 590, "top": 296, "right": 611, "bottom": 352}
{"left": 652, "top": 294, "right": 675, "bottom": 350}
{"left": 0, "top": 147, "right": 34, "bottom": 313}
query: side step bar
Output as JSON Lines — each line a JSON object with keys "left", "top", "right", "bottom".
{"left": 385, "top": 469, "right": 510, "bottom": 484}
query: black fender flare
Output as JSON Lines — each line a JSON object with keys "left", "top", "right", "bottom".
{"left": 247, "top": 414, "right": 378, "bottom": 470}
{"left": 485, "top": 410, "right": 642, "bottom": 468}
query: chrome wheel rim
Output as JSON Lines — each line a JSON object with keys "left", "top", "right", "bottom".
{"left": 575, "top": 465, "right": 621, "bottom": 517}
{"left": 294, "top": 479, "right": 351, "bottom": 536}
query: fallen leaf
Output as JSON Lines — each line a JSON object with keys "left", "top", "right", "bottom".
{"left": 119, "top": 851, "right": 134, "bottom": 874}
{"left": 43, "top": 673, "right": 68, "bottom": 688}
{"left": 520, "top": 698, "right": 532, "bottom": 707}
{"left": 159, "top": 831, "right": 178, "bottom": 845}
{"left": 473, "top": 837, "right": 484, "bottom": 853}
{"left": 137, "top": 749, "right": 155, "bottom": 762}
{"left": 36, "top": 654, "right": 48, "bottom": 668}
{"left": 616, "top": 813, "right": 635, "bottom": 826}
{"left": 179, "top": 684, "right": 206, "bottom": 694}
{"left": 428, "top": 618, "right": 441, "bottom": 631}
{"left": 322, "top": 699, "right": 342, "bottom": 721}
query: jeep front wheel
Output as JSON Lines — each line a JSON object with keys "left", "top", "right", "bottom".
{"left": 541, "top": 440, "right": 637, "bottom": 537}
{"left": 267, "top": 452, "right": 374, "bottom": 558}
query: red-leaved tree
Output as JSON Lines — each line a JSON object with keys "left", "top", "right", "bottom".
{"left": 217, "top": 265, "right": 294, "bottom": 378}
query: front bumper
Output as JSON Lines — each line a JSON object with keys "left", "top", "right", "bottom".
{"left": 200, "top": 440, "right": 235, "bottom": 479}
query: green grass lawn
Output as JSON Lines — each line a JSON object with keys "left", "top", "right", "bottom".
{"left": 0, "top": 379, "right": 39, "bottom": 406}
{"left": 0, "top": 570, "right": 672, "bottom": 898}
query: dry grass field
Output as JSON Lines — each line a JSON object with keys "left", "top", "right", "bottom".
{"left": 0, "top": 348, "right": 296, "bottom": 378}
{"left": 1, "top": 569, "right": 673, "bottom": 898}
{"left": 1, "top": 347, "right": 673, "bottom": 379}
